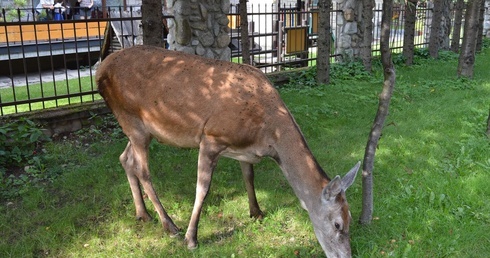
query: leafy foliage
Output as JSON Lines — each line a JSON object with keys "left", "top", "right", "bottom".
{"left": 73, "top": 113, "right": 124, "bottom": 142}
{"left": 481, "top": 37, "right": 490, "bottom": 50}
{"left": 0, "top": 118, "right": 49, "bottom": 170}
{"left": 4, "top": 0, "right": 27, "bottom": 22}
{"left": 329, "top": 61, "right": 372, "bottom": 81}
{"left": 0, "top": 118, "right": 51, "bottom": 199}
{"left": 282, "top": 67, "right": 318, "bottom": 89}
{"left": 283, "top": 61, "right": 373, "bottom": 89}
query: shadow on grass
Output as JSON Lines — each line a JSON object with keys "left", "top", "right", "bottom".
{"left": 2, "top": 48, "right": 490, "bottom": 257}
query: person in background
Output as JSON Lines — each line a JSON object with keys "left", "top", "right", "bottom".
{"left": 53, "top": 0, "right": 66, "bottom": 21}
{"left": 36, "top": 0, "right": 55, "bottom": 20}
{"left": 64, "top": 0, "right": 73, "bottom": 20}
{"left": 78, "top": 0, "right": 93, "bottom": 19}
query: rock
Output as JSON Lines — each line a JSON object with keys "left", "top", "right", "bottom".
{"left": 216, "top": 33, "right": 230, "bottom": 48}
{"left": 175, "top": 17, "right": 192, "bottom": 45}
{"left": 198, "top": 31, "right": 215, "bottom": 47}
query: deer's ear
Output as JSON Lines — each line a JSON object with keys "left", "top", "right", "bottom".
{"left": 342, "top": 161, "right": 360, "bottom": 190}
{"left": 322, "top": 176, "right": 342, "bottom": 202}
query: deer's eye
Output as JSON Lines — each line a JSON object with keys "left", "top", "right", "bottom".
{"left": 334, "top": 222, "right": 341, "bottom": 230}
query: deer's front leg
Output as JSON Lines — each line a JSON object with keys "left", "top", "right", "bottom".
{"left": 185, "top": 139, "right": 222, "bottom": 249}
{"left": 240, "top": 161, "right": 264, "bottom": 219}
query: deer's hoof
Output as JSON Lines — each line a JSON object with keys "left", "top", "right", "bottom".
{"left": 169, "top": 230, "right": 182, "bottom": 238}
{"left": 184, "top": 237, "right": 198, "bottom": 250}
{"left": 164, "top": 223, "right": 181, "bottom": 237}
{"left": 250, "top": 210, "right": 265, "bottom": 220}
{"left": 136, "top": 213, "right": 152, "bottom": 222}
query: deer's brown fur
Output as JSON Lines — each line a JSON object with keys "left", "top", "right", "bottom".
{"left": 97, "top": 45, "right": 359, "bottom": 258}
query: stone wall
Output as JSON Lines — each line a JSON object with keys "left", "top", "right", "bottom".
{"left": 165, "top": 0, "right": 231, "bottom": 61}
{"left": 484, "top": 0, "right": 490, "bottom": 37}
{"left": 334, "top": 0, "right": 361, "bottom": 61}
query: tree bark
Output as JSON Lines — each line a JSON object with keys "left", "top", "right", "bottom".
{"left": 239, "top": 0, "right": 251, "bottom": 65}
{"left": 450, "top": 0, "right": 465, "bottom": 53}
{"left": 403, "top": 0, "right": 418, "bottom": 65}
{"left": 458, "top": 0, "right": 482, "bottom": 78}
{"left": 142, "top": 0, "right": 164, "bottom": 47}
{"left": 487, "top": 108, "right": 490, "bottom": 137}
{"left": 359, "top": 0, "right": 396, "bottom": 225}
{"left": 440, "top": 0, "right": 452, "bottom": 50}
{"left": 316, "top": 0, "right": 331, "bottom": 84}
{"left": 476, "top": 0, "right": 485, "bottom": 52}
{"left": 429, "top": 0, "right": 443, "bottom": 58}
{"left": 360, "top": 0, "right": 374, "bottom": 72}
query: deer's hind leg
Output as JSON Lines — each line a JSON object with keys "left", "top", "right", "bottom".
{"left": 120, "top": 136, "right": 180, "bottom": 236}
{"left": 120, "top": 141, "right": 152, "bottom": 222}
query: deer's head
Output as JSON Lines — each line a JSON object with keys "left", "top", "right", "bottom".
{"left": 311, "top": 163, "right": 359, "bottom": 258}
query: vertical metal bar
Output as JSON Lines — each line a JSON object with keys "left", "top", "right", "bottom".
{"left": 18, "top": 9, "right": 32, "bottom": 112}
{"left": 73, "top": 17, "right": 83, "bottom": 103}
{"left": 255, "top": 3, "right": 258, "bottom": 66}
{"left": 108, "top": 6, "right": 113, "bottom": 53}
{"left": 1, "top": 8, "right": 13, "bottom": 115}
{"left": 277, "top": 20, "right": 283, "bottom": 71}
{"left": 118, "top": 6, "right": 124, "bottom": 48}
{"left": 94, "top": 6, "right": 104, "bottom": 102}
{"left": 265, "top": 3, "right": 270, "bottom": 73}
{"left": 32, "top": 10, "right": 43, "bottom": 111}
{"left": 61, "top": 18, "right": 70, "bottom": 105}
{"left": 83, "top": 14, "right": 93, "bottom": 104}
{"left": 47, "top": 19, "right": 59, "bottom": 108}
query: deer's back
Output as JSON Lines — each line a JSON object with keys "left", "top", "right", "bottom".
{"left": 96, "top": 46, "right": 289, "bottom": 150}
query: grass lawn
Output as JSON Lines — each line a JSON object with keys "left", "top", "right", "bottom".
{"left": 1, "top": 48, "right": 489, "bottom": 257}
{"left": 0, "top": 76, "right": 100, "bottom": 115}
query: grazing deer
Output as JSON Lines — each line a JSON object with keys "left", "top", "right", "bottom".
{"left": 96, "top": 45, "right": 360, "bottom": 258}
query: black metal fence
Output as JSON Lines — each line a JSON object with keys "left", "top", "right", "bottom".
{"left": 0, "top": 3, "right": 444, "bottom": 116}
{"left": 0, "top": 6, "right": 149, "bottom": 115}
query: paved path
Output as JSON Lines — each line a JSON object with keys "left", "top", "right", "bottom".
{"left": 0, "top": 68, "right": 95, "bottom": 89}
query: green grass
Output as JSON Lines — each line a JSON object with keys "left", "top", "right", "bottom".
{"left": 0, "top": 76, "right": 100, "bottom": 115}
{"left": 1, "top": 48, "right": 490, "bottom": 257}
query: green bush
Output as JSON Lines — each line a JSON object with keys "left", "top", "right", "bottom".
{"left": 0, "top": 118, "right": 51, "bottom": 199}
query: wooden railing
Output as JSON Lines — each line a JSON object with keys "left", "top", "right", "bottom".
{"left": 0, "top": 21, "right": 107, "bottom": 43}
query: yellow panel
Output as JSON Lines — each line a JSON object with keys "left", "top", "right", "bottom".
{"left": 311, "top": 12, "right": 318, "bottom": 34}
{"left": 286, "top": 27, "right": 307, "bottom": 54}
{"left": 227, "top": 15, "right": 240, "bottom": 29}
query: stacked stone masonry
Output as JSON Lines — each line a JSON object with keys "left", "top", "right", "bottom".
{"left": 166, "top": 0, "right": 231, "bottom": 61}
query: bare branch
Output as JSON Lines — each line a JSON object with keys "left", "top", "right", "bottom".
{"left": 359, "top": 0, "right": 396, "bottom": 225}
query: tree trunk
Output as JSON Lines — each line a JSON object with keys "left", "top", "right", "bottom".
{"left": 429, "top": 0, "right": 443, "bottom": 58}
{"left": 476, "top": 0, "right": 485, "bottom": 52}
{"left": 359, "top": 0, "right": 396, "bottom": 225}
{"left": 458, "top": 0, "right": 483, "bottom": 78}
{"left": 403, "top": 0, "right": 418, "bottom": 65}
{"left": 316, "top": 0, "right": 331, "bottom": 84}
{"left": 142, "top": 0, "right": 164, "bottom": 47}
{"left": 239, "top": 0, "right": 251, "bottom": 65}
{"left": 450, "top": 0, "right": 465, "bottom": 53}
{"left": 360, "top": 0, "right": 374, "bottom": 72}
{"left": 440, "top": 0, "right": 452, "bottom": 50}
{"left": 487, "top": 108, "right": 490, "bottom": 137}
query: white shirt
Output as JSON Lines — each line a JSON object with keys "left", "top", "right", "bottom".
{"left": 36, "top": 0, "right": 54, "bottom": 12}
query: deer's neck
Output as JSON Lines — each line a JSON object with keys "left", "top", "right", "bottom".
{"left": 273, "top": 124, "right": 330, "bottom": 211}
